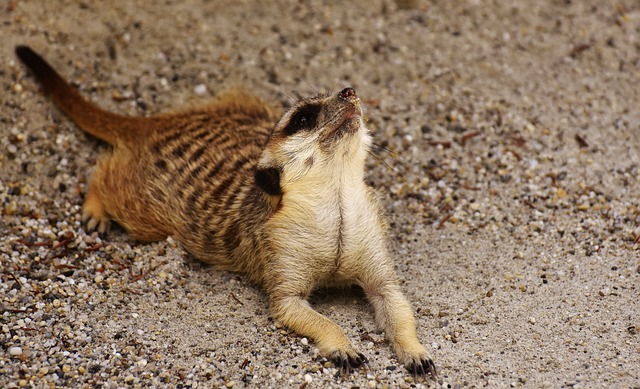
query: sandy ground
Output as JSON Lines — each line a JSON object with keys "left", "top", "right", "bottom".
{"left": 1, "top": 1, "right": 639, "bottom": 388}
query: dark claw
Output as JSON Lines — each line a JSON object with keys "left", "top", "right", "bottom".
{"left": 350, "top": 353, "right": 365, "bottom": 367}
{"left": 407, "top": 357, "right": 437, "bottom": 379}
{"left": 331, "top": 351, "right": 367, "bottom": 376}
{"left": 411, "top": 362, "right": 422, "bottom": 376}
{"left": 330, "top": 355, "right": 349, "bottom": 375}
{"left": 423, "top": 358, "right": 437, "bottom": 377}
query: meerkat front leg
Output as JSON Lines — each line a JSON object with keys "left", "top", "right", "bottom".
{"left": 266, "top": 272, "right": 366, "bottom": 372}
{"left": 359, "top": 259, "right": 437, "bottom": 377}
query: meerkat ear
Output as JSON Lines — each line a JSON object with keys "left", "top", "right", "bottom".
{"left": 254, "top": 166, "right": 282, "bottom": 196}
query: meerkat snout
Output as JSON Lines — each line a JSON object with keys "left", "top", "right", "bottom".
{"left": 338, "top": 87, "right": 358, "bottom": 102}
{"left": 273, "top": 87, "right": 364, "bottom": 142}
{"left": 324, "top": 87, "right": 363, "bottom": 141}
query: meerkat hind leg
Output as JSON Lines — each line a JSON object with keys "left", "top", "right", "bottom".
{"left": 80, "top": 150, "right": 142, "bottom": 238}
{"left": 82, "top": 182, "right": 111, "bottom": 235}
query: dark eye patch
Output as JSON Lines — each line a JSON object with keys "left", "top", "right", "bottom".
{"left": 283, "top": 103, "right": 321, "bottom": 136}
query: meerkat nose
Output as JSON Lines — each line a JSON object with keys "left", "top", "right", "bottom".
{"left": 339, "top": 87, "right": 358, "bottom": 101}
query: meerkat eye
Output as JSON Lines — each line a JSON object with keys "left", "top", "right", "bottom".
{"left": 283, "top": 104, "right": 321, "bottom": 136}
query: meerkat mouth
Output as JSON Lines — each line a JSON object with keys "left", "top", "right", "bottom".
{"left": 336, "top": 112, "right": 361, "bottom": 134}
{"left": 319, "top": 108, "right": 362, "bottom": 148}
{"left": 317, "top": 87, "right": 364, "bottom": 147}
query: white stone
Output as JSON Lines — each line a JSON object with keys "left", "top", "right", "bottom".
{"left": 194, "top": 84, "right": 207, "bottom": 95}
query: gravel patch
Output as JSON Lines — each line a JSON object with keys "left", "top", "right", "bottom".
{"left": 1, "top": 1, "right": 639, "bottom": 388}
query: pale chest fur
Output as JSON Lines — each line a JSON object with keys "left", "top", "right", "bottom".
{"left": 267, "top": 162, "right": 384, "bottom": 282}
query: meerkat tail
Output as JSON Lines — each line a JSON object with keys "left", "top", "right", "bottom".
{"left": 15, "top": 45, "right": 150, "bottom": 147}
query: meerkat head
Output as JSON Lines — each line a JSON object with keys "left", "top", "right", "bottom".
{"left": 255, "top": 88, "right": 371, "bottom": 195}
{"left": 254, "top": 87, "right": 372, "bottom": 195}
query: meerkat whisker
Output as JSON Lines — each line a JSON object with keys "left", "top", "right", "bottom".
{"left": 367, "top": 150, "right": 398, "bottom": 173}
{"left": 265, "top": 82, "right": 296, "bottom": 103}
{"left": 371, "top": 142, "right": 399, "bottom": 159}
{"left": 305, "top": 80, "right": 321, "bottom": 96}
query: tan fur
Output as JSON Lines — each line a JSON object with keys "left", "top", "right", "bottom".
{"left": 16, "top": 45, "right": 436, "bottom": 376}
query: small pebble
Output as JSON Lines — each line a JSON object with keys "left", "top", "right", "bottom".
{"left": 194, "top": 84, "right": 207, "bottom": 95}
{"left": 9, "top": 346, "right": 23, "bottom": 356}
{"left": 577, "top": 203, "right": 590, "bottom": 211}
{"left": 300, "top": 337, "right": 308, "bottom": 346}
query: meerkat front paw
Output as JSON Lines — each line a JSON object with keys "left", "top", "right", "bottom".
{"left": 397, "top": 347, "right": 437, "bottom": 377}
{"left": 405, "top": 355, "right": 437, "bottom": 377}
{"left": 269, "top": 295, "right": 368, "bottom": 375}
{"left": 328, "top": 348, "right": 368, "bottom": 374}
{"left": 318, "top": 337, "right": 367, "bottom": 373}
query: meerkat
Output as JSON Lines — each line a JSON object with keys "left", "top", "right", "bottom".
{"left": 15, "top": 45, "right": 436, "bottom": 377}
